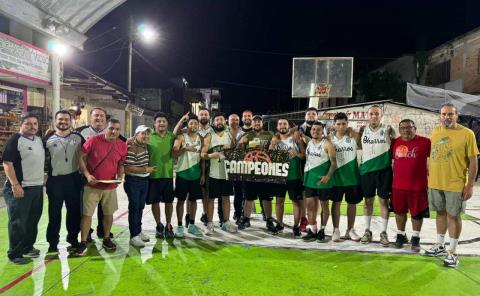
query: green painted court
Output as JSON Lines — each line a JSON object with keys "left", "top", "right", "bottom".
{"left": 1, "top": 201, "right": 479, "bottom": 296}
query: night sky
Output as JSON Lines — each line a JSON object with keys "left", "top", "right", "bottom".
{"left": 73, "top": 0, "right": 480, "bottom": 115}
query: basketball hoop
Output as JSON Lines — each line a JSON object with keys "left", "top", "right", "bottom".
{"left": 314, "top": 83, "right": 332, "bottom": 98}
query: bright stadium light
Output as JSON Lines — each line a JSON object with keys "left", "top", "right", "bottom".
{"left": 47, "top": 39, "right": 69, "bottom": 57}
{"left": 137, "top": 23, "right": 158, "bottom": 43}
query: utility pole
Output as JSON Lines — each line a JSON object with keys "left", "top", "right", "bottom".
{"left": 126, "top": 16, "right": 133, "bottom": 136}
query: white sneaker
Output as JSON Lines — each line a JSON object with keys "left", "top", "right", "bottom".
{"left": 205, "top": 222, "right": 215, "bottom": 236}
{"left": 332, "top": 228, "right": 342, "bottom": 242}
{"left": 346, "top": 228, "right": 361, "bottom": 242}
{"left": 221, "top": 221, "right": 238, "bottom": 233}
{"left": 139, "top": 232, "right": 150, "bottom": 242}
{"left": 130, "top": 236, "right": 145, "bottom": 248}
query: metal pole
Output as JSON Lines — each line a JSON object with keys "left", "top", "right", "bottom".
{"left": 51, "top": 53, "right": 61, "bottom": 117}
{"left": 127, "top": 17, "right": 133, "bottom": 92}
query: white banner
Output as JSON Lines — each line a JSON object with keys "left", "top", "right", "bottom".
{"left": 406, "top": 83, "right": 480, "bottom": 117}
{"left": 0, "top": 32, "right": 51, "bottom": 84}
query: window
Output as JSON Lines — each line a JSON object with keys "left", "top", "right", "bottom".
{"left": 428, "top": 60, "right": 451, "bottom": 85}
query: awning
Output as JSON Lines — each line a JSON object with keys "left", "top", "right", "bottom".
{"left": 0, "top": 0, "right": 126, "bottom": 49}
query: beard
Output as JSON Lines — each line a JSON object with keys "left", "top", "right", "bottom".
{"left": 212, "top": 125, "right": 225, "bottom": 132}
{"left": 279, "top": 129, "right": 288, "bottom": 135}
{"left": 56, "top": 124, "right": 70, "bottom": 131}
{"left": 200, "top": 119, "right": 209, "bottom": 125}
{"left": 243, "top": 119, "right": 252, "bottom": 126}
{"left": 306, "top": 120, "right": 315, "bottom": 125}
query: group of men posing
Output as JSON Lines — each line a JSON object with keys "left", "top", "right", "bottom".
{"left": 3, "top": 103, "right": 477, "bottom": 268}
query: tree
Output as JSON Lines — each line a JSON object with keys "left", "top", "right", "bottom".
{"left": 356, "top": 71, "right": 406, "bottom": 103}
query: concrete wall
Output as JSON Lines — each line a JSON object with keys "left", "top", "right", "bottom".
{"left": 427, "top": 28, "right": 480, "bottom": 94}
{"left": 318, "top": 102, "right": 439, "bottom": 137}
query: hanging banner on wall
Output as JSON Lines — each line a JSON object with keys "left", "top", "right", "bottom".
{"left": 0, "top": 32, "right": 51, "bottom": 84}
{"left": 224, "top": 148, "right": 290, "bottom": 184}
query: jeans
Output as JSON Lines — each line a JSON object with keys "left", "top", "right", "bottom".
{"left": 233, "top": 181, "right": 244, "bottom": 218}
{"left": 4, "top": 185, "right": 43, "bottom": 260}
{"left": 124, "top": 175, "right": 149, "bottom": 237}
{"left": 46, "top": 173, "right": 82, "bottom": 246}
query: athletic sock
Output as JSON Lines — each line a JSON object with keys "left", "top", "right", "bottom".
{"left": 449, "top": 238, "right": 458, "bottom": 253}
{"left": 190, "top": 219, "right": 195, "bottom": 225}
{"left": 412, "top": 231, "right": 420, "bottom": 238}
{"left": 397, "top": 230, "right": 406, "bottom": 235}
{"left": 381, "top": 218, "right": 388, "bottom": 232}
{"left": 364, "top": 215, "right": 372, "bottom": 231}
{"left": 320, "top": 225, "right": 326, "bottom": 230}
{"left": 178, "top": 222, "right": 183, "bottom": 227}
{"left": 437, "top": 234, "right": 445, "bottom": 246}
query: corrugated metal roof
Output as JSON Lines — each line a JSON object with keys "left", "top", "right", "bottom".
{"left": 0, "top": 0, "right": 126, "bottom": 49}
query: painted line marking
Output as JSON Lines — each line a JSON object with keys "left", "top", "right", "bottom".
{"left": 0, "top": 210, "right": 128, "bottom": 295}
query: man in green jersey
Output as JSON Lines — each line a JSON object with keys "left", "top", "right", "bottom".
{"left": 355, "top": 105, "right": 395, "bottom": 246}
{"left": 147, "top": 112, "right": 176, "bottom": 239}
{"left": 173, "top": 115, "right": 204, "bottom": 236}
{"left": 331, "top": 113, "right": 362, "bottom": 242}
{"left": 270, "top": 118, "right": 305, "bottom": 237}
{"left": 302, "top": 121, "right": 337, "bottom": 242}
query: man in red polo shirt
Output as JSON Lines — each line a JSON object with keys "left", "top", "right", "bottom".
{"left": 77, "top": 118, "right": 127, "bottom": 255}
{"left": 391, "top": 119, "right": 430, "bottom": 251}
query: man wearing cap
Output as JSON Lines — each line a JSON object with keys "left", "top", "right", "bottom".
{"left": 238, "top": 115, "right": 278, "bottom": 234}
{"left": 124, "top": 125, "right": 156, "bottom": 247}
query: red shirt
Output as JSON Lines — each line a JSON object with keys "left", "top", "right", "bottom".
{"left": 82, "top": 134, "right": 127, "bottom": 190}
{"left": 392, "top": 135, "right": 431, "bottom": 191}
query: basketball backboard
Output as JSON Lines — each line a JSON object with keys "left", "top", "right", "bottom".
{"left": 292, "top": 57, "right": 353, "bottom": 98}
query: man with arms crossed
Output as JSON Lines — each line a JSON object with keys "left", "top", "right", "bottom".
{"left": 391, "top": 119, "right": 430, "bottom": 251}
{"left": 425, "top": 103, "right": 478, "bottom": 267}
{"left": 77, "top": 118, "right": 127, "bottom": 254}
{"left": 302, "top": 121, "right": 337, "bottom": 242}
{"left": 357, "top": 105, "right": 395, "bottom": 246}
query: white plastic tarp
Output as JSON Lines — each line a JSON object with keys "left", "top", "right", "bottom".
{"left": 406, "top": 83, "right": 480, "bottom": 116}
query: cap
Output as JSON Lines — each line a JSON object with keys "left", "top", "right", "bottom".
{"left": 135, "top": 125, "right": 149, "bottom": 134}
{"left": 252, "top": 115, "right": 263, "bottom": 121}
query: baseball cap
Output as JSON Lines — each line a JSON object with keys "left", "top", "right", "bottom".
{"left": 252, "top": 115, "right": 263, "bottom": 120}
{"left": 135, "top": 125, "right": 150, "bottom": 134}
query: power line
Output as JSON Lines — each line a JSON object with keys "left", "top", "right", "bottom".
{"left": 79, "top": 36, "right": 126, "bottom": 56}
{"left": 99, "top": 40, "right": 128, "bottom": 75}
{"left": 213, "top": 80, "right": 289, "bottom": 92}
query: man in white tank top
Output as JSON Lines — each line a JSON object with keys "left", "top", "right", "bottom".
{"left": 173, "top": 115, "right": 204, "bottom": 237}
{"left": 355, "top": 105, "right": 395, "bottom": 246}
{"left": 201, "top": 113, "right": 238, "bottom": 235}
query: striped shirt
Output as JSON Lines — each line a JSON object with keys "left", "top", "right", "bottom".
{"left": 125, "top": 140, "right": 150, "bottom": 177}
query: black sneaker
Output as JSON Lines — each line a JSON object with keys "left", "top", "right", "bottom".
{"left": 317, "top": 229, "right": 326, "bottom": 242}
{"left": 24, "top": 248, "right": 40, "bottom": 258}
{"left": 293, "top": 226, "right": 301, "bottom": 238}
{"left": 10, "top": 257, "right": 30, "bottom": 265}
{"left": 47, "top": 245, "right": 59, "bottom": 254}
{"left": 411, "top": 236, "right": 421, "bottom": 252}
{"left": 303, "top": 229, "right": 317, "bottom": 242}
{"left": 67, "top": 242, "right": 80, "bottom": 253}
{"left": 238, "top": 217, "right": 251, "bottom": 229}
{"left": 156, "top": 223, "right": 165, "bottom": 238}
{"left": 87, "top": 228, "right": 94, "bottom": 243}
{"left": 395, "top": 234, "right": 408, "bottom": 248}
{"left": 76, "top": 242, "right": 87, "bottom": 256}
{"left": 164, "top": 224, "right": 175, "bottom": 239}
{"left": 200, "top": 213, "right": 208, "bottom": 226}
{"left": 262, "top": 212, "right": 267, "bottom": 222}
{"left": 266, "top": 218, "right": 278, "bottom": 235}
{"left": 185, "top": 214, "right": 190, "bottom": 228}
{"left": 275, "top": 223, "right": 284, "bottom": 233}
{"left": 102, "top": 239, "right": 117, "bottom": 251}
